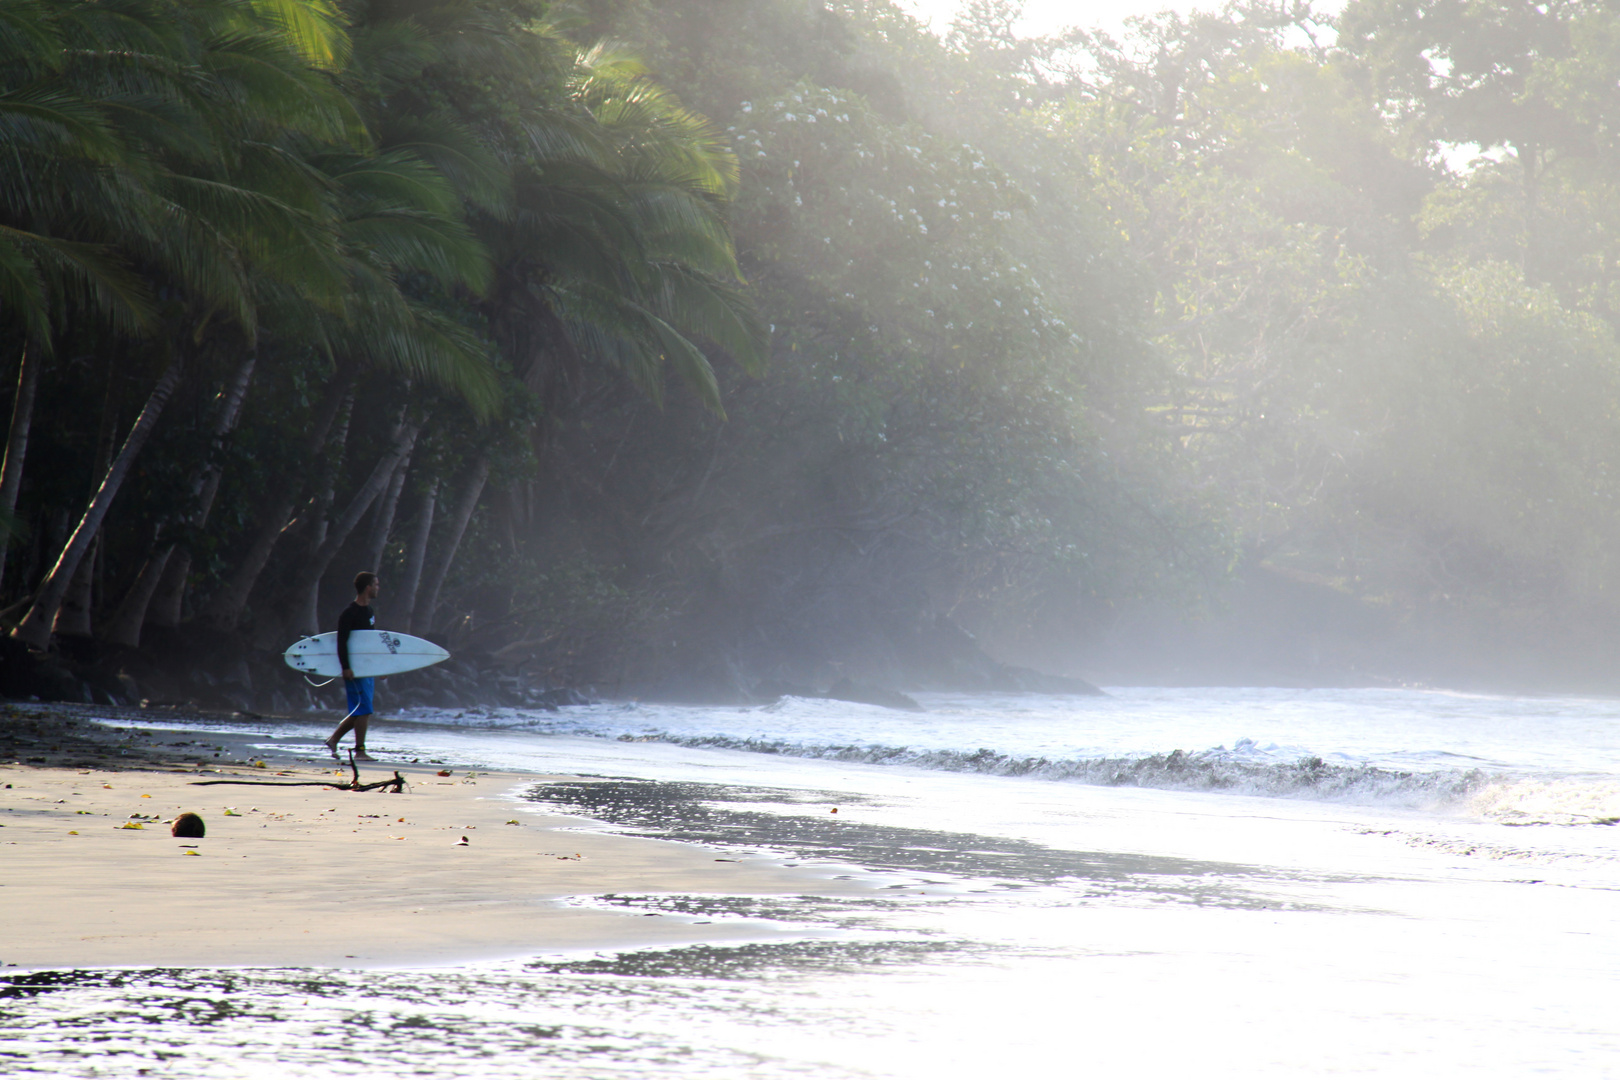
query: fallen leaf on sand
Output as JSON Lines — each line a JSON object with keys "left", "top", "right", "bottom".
{"left": 437, "top": 770, "right": 452, "bottom": 777}
{"left": 182, "top": 850, "right": 201, "bottom": 856}
{"left": 68, "top": 830, "right": 78, "bottom": 835}
{"left": 120, "top": 822, "right": 144, "bottom": 830}
{"left": 505, "top": 819, "right": 521, "bottom": 825}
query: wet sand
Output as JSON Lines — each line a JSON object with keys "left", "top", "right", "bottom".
{"left": 0, "top": 724, "right": 862, "bottom": 969}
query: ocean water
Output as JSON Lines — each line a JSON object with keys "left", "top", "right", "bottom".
{"left": 7, "top": 686, "right": 1620, "bottom": 1078}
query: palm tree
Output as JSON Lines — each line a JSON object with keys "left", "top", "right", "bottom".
{"left": 196, "top": 139, "right": 504, "bottom": 634}
{"left": 0, "top": 0, "right": 157, "bottom": 595}
{"left": 341, "top": 1, "right": 769, "bottom": 629}
{"left": 8, "top": 0, "right": 360, "bottom": 646}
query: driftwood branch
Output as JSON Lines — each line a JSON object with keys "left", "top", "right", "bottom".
{"left": 191, "top": 753, "right": 406, "bottom": 793}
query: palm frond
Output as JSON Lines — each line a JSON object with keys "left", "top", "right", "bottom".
{"left": 645, "top": 262, "right": 769, "bottom": 376}
{"left": 335, "top": 282, "right": 504, "bottom": 417}
{"left": 0, "top": 222, "right": 153, "bottom": 337}
{"left": 328, "top": 147, "right": 461, "bottom": 219}
{"left": 0, "top": 235, "right": 52, "bottom": 344}
{"left": 342, "top": 207, "right": 491, "bottom": 294}
{"left": 243, "top": 0, "right": 350, "bottom": 71}
{"left": 0, "top": 0, "right": 63, "bottom": 73}
{"left": 0, "top": 85, "right": 122, "bottom": 161}
{"left": 380, "top": 110, "right": 511, "bottom": 215}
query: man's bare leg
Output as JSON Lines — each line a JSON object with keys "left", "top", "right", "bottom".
{"left": 352, "top": 715, "right": 374, "bottom": 760}
{"left": 325, "top": 717, "right": 356, "bottom": 757}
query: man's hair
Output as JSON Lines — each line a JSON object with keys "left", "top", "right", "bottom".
{"left": 354, "top": 571, "right": 378, "bottom": 595}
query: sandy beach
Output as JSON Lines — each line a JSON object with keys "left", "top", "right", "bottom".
{"left": 0, "top": 720, "right": 862, "bottom": 970}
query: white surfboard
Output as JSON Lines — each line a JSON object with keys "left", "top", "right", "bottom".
{"left": 282, "top": 629, "right": 450, "bottom": 678}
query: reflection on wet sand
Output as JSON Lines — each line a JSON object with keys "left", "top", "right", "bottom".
{"left": 524, "top": 778, "right": 1361, "bottom": 912}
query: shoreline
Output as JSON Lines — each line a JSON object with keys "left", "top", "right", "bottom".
{"left": 1, "top": 707, "right": 867, "bottom": 971}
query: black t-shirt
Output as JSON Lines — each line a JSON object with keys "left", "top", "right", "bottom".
{"left": 336, "top": 601, "right": 376, "bottom": 673}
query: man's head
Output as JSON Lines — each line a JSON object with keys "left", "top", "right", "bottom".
{"left": 354, "top": 571, "right": 379, "bottom": 598}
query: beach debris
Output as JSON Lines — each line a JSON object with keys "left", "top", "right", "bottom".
{"left": 141, "top": 794, "right": 151, "bottom": 799}
{"left": 120, "top": 822, "right": 144, "bottom": 830}
{"left": 224, "top": 808, "right": 242, "bottom": 816}
{"left": 437, "top": 770, "right": 452, "bottom": 777}
{"left": 453, "top": 835, "right": 469, "bottom": 846}
{"left": 253, "top": 761, "right": 267, "bottom": 768}
{"left": 171, "top": 812, "right": 205, "bottom": 838}
{"left": 505, "top": 819, "right": 521, "bottom": 825}
{"left": 68, "top": 830, "right": 78, "bottom": 835}
{"left": 182, "top": 850, "right": 201, "bottom": 856}
{"left": 831, "top": 807, "right": 838, "bottom": 814}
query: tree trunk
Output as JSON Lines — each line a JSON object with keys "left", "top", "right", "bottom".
{"left": 0, "top": 343, "right": 41, "bottom": 597}
{"left": 53, "top": 541, "right": 97, "bottom": 637}
{"left": 143, "top": 545, "right": 186, "bottom": 629}
{"left": 397, "top": 478, "right": 437, "bottom": 634}
{"left": 265, "top": 397, "right": 356, "bottom": 644}
{"left": 104, "top": 541, "right": 172, "bottom": 646}
{"left": 282, "top": 418, "right": 422, "bottom": 637}
{"left": 413, "top": 456, "right": 488, "bottom": 635}
{"left": 138, "top": 352, "right": 259, "bottom": 634}
{"left": 59, "top": 377, "right": 123, "bottom": 639}
{"left": 202, "top": 377, "right": 353, "bottom": 631}
{"left": 362, "top": 445, "right": 411, "bottom": 572}
{"left": 11, "top": 357, "right": 186, "bottom": 648}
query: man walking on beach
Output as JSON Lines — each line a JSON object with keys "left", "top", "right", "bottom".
{"left": 325, "top": 571, "right": 380, "bottom": 760}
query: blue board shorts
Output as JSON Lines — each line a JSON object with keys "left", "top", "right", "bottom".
{"left": 344, "top": 676, "right": 375, "bottom": 718}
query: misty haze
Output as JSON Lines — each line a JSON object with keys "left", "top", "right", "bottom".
{"left": 3, "top": 1, "right": 1619, "bottom": 1077}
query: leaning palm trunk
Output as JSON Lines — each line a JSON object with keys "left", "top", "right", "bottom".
{"left": 104, "top": 353, "right": 259, "bottom": 646}
{"left": 201, "top": 379, "right": 354, "bottom": 631}
{"left": 0, "top": 344, "right": 42, "bottom": 597}
{"left": 413, "top": 456, "right": 488, "bottom": 635}
{"left": 283, "top": 419, "right": 422, "bottom": 637}
{"left": 254, "top": 399, "right": 356, "bottom": 647}
{"left": 361, "top": 451, "right": 411, "bottom": 572}
{"left": 53, "top": 542, "right": 97, "bottom": 637}
{"left": 56, "top": 376, "right": 124, "bottom": 638}
{"left": 11, "top": 357, "right": 185, "bottom": 649}
{"left": 105, "top": 542, "right": 172, "bottom": 647}
{"left": 396, "top": 478, "right": 437, "bottom": 634}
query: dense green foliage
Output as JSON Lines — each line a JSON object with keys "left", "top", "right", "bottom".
{"left": 3, "top": 0, "right": 1619, "bottom": 692}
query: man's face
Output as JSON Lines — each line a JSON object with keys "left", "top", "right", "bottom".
{"left": 366, "top": 579, "right": 381, "bottom": 601}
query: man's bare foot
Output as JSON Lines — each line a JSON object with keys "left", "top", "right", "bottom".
{"left": 354, "top": 751, "right": 376, "bottom": 761}
{"left": 323, "top": 738, "right": 340, "bottom": 759}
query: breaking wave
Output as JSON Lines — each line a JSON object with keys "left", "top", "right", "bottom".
{"left": 615, "top": 731, "right": 1491, "bottom": 808}
{"left": 1467, "top": 775, "right": 1620, "bottom": 827}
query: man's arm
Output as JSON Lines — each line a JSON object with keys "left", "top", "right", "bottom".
{"left": 336, "top": 607, "right": 356, "bottom": 678}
